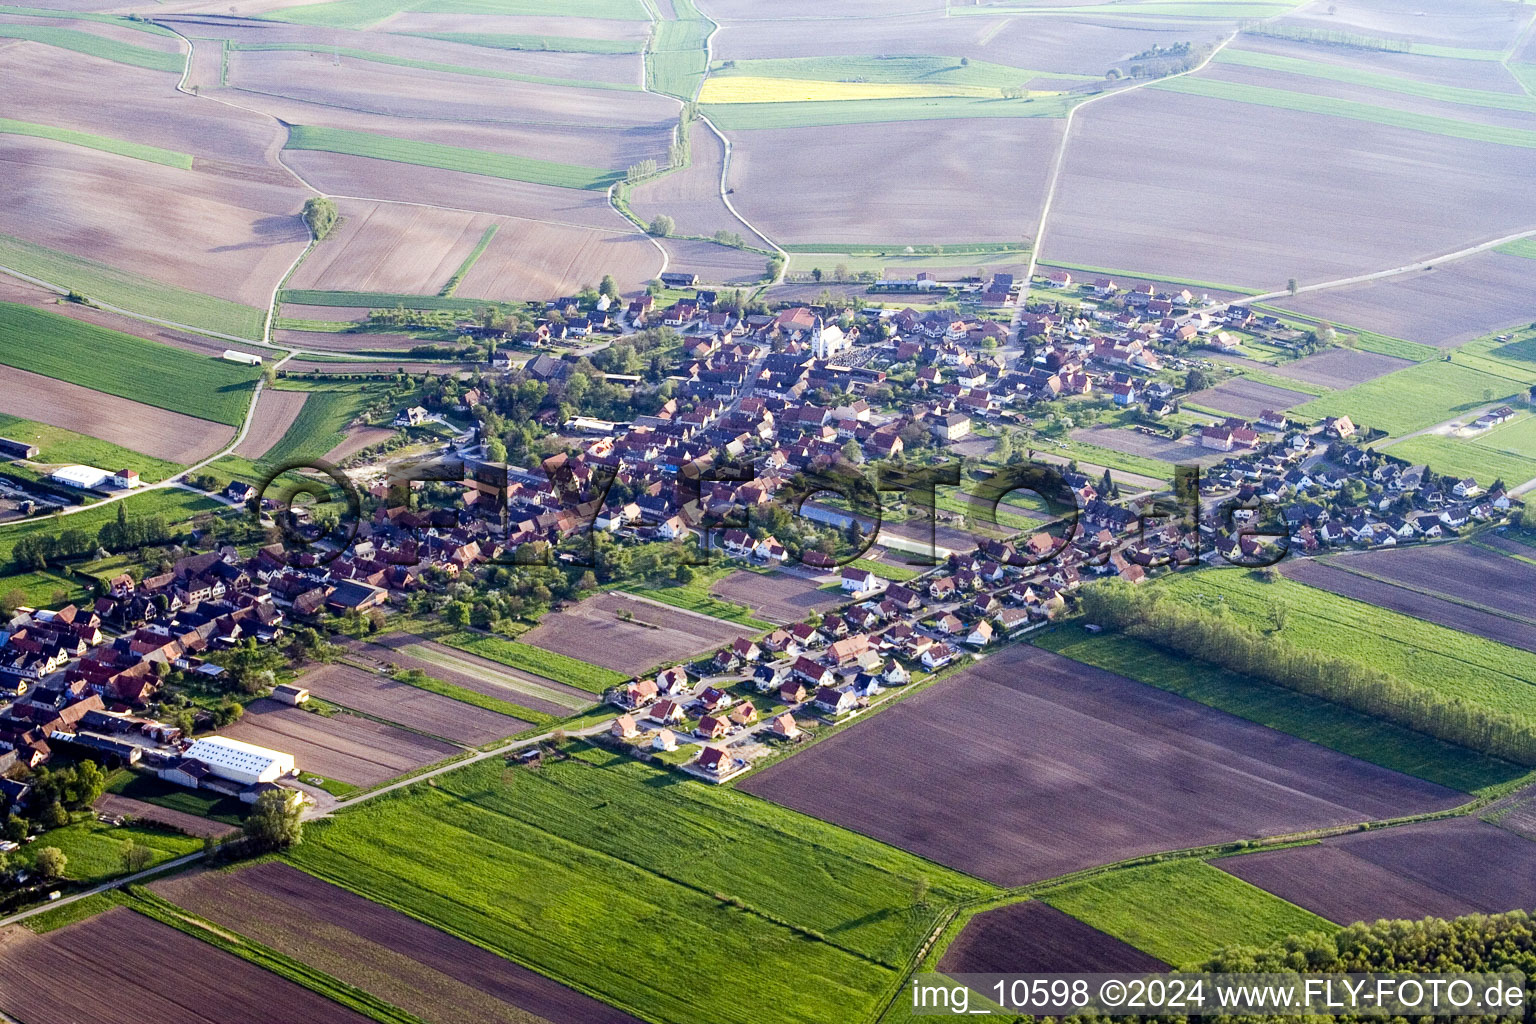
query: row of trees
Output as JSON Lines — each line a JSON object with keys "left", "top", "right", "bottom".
{"left": 10, "top": 505, "right": 176, "bottom": 571}
{"left": 1079, "top": 581, "right": 1536, "bottom": 765}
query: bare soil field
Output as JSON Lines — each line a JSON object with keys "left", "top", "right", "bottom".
{"left": 298, "top": 661, "right": 529, "bottom": 744}
{"left": 228, "top": 49, "right": 673, "bottom": 143}
{"left": 323, "top": 424, "right": 397, "bottom": 461}
{"left": 233, "top": 387, "right": 308, "bottom": 459}
{"left": 1281, "top": 549, "right": 1536, "bottom": 653}
{"left": 709, "top": 10, "right": 1224, "bottom": 76}
{"left": 628, "top": 128, "right": 772, "bottom": 248}
{"left": 152, "top": 862, "right": 644, "bottom": 1024}
{"left": 1235, "top": 36, "right": 1529, "bottom": 95}
{"left": 288, "top": 200, "right": 492, "bottom": 295}
{"left": 1274, "top": 0, "right": 1529, "bottom": 51}
{"left": 1186, "top": 378, "right": 1314, "bottom": 417}
{"left": 377, "top": 13, "right": 652, "bottom": 41}
{"left": 656, "top": 237, "right": 767, "bottom": 286}
{"left": 279, "top": 302, "right": 372, "bottom": 322}
{"left": 222, "top": 698, "right": 459, "bottom": 785}
{"left": 941, "top": 901, "right": 1168, "bottom": 975}
{"left": 1274, "top": 252, "right": 1536, "bottom": 348}
{"left": 0, "top": 907, "right": 373, "bottom": 1024}
{"left": 0, "top": 137, "right": 309, "bottom": 309}
{"left": 520, "top": 591, "right": 755, "bottom": 676}
{"left": 1217, "top": 817, "right": 1536, "bottom": 925}
{"left": 1261, "top": 348, "right": 1414, "bottom": 390}
{"left": 455, "top": 215, "right": 662, "bottom": 300}
{"left": 739, "top": 646, "right": 1461, "bottom": 886}
{"left": 282, "top": 150, "right": 623, "bottom": 224}
{"left": 727, "top": 118, "right": 1065, "bottom": 244}
{"left": 93, "top": 793, "right": 238, "bottom": 838}
{"left": 709, "top": 569, "right": 848, "bottom": 625}
{"left": 1047, "top": 88, "right": 1536, "bottom": 289}
{"left": 1071, "top": 426, "right": 1228, "bottom": 466}
{"left": 0, "top": 44, "right": 282, "bottom": 166}
{"left": 0, "top": 365, "right": 234, "bottom": 463}
{"left": 344, "top": 634, "right": 595, "bottom": 715}
{"left": 272, "top": 329, "right": 431, "bottom": 352}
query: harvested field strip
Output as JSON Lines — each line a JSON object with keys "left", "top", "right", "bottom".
{"left": 1154, "top": 570, "right": 1536, "bottom": 726}
{"left": 940, "top": 901, "right": 1169, "bottom": 975}
{"left": 299, "top": 663, "right": 530, "bottom": 745}
{"left": 0, "top": 5, "right": 175, "bottom": 34}
{"left": 1040, "top": 861, "right": 1336, "bottom": 969}
{"left": 647, "top": 0, "right": 711, "bottom": 101}
{"left": 702, "top": 94, "right": 1075, "bottom": 130}
{"left": 0, "top": 303, "right": 259, "bottom": 425}
{"left": 152, "top": 863, "right": 644, "bottom": 1024}
{"left": 285, "top": 126, "right": 622, "bottom": 191}
{"left": 232, "top": 42, "right": 638, "bottom": 91}
{"left": 0, "top": 906, "right": 378, "bottom": 1024}
{"left": 439, "top": 224, "right": 496, "bottom": 297}
{"left": 1383, "top": 435, "right": 1536, "bottom": 489}
{"left": 699, "top": 77, "right": 1005, "bottom": 103}
{"left": 402, "top": 31, "right": 645, "bottom": 54}
{"left": 1152, "top": 76, "right": 1536, "bottom": 148}
{"left": 0, "top": 232, "right": 266, "bottom": 339}
{"left": 1215, "top": 48, "right": 1536, "bottom": 112}
{"left": 271, "top": 0, "right": 649, "bottom": 29}
{"left": 710, "top": 55, "right": 1092, "bottom": 90}
{"left": 0, "top": 413, "right": 185, "bottom": 482}
{"left": 388, "top": 668, "right": 555, "bottom": 730}
{"left": 127, "top": 890, "right": 423, "bottom": 1024}
{"left": 232, "top": 388, "right": 308, "bottom": 460}
{"left": 1294, "top": 359, "right": 1522, "bottom": 436}
{"left": 1216, "top": 817, "right": 1536, "bottom": 925}
{"left": 281, "top": 288, "right": 523, "bottom": 313}
{"left": 843, "top": 557, "right": 921, "bottom": 582}
{"left": 1038, "top": 260, "right": 1259, "bottom": 295}
{"left": 287, "top": 749, "right": 992, "bottom": 1024}
{"left": 440, "top": 631, "right": 625, "bottom": 693}
{"left": 1034, "top": 628, "right": 1520, "bottom": 793}
{"left": 1498, "top": 237, "right": 1536, "bottom": 259}
{"left": 0, "top": 23, "right": 182, "bottom": 72}
{"left": 399, "top": 641, "right": 594, "bottom": 711}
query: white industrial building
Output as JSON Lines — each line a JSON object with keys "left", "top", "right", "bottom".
{"left": 222, "top": 349, "right": 263, "bottom": 366}
{"left": 183, "top": 736, "right": 296, "bottom": 785}
{"left": 49, "top": 465, "right": 139, "bottom": 490}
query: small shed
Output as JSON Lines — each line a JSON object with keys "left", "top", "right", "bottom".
{"left": 272, "top": 683, "right": 310, "bottom": 706}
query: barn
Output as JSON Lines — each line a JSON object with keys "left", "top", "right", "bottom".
{"left": 183, "top": 736, "right": 296, "bottom": 785}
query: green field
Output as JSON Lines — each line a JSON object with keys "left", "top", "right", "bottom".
{"left": 440, "top": 631, "right": 626, "bottom": 693}
{"left": 844, "top": 558, "right": 922, "bottom": 582}
{"left": 702, "top": 93, "right": 1075, "bottom": 130}
{"left": 1293, "top": 359, "right": 1522, "bottom": 436}
{"left": 1215, "top": 48, "right": 1536, "bottom": 112}
{"left": 1035, "top": 628, "right": 1522, "bottom": 792}
{"left": 281, "top": 289, "right": 521, "bottom": 314}
{"left": 954, "top": 1, "right": 1299, "bottom": 17}
{"left": 1384, "top": 418, "right": 1536, "bottom": 488}
{"left": 1040, "top": 861, "right": 1337, "bottom": 968}
{"left": 1153, "top": 570, "right": 1536, "bottom": 726}
{"left": 0, "top": 567, "right": 90, "bottom": 607}
{"left": 619, "top": 563, "right": 776, "bottom": 629}
{"left": 0, "top": 23, "right": 183, "bottom": 72}
{"left": 260, "top": 383, "right": 376, "bottom": 469}
{"left": 231, "top": 41, "right": 635, "bottom": 91}
{"left": 105, "top": 769, "right": 246, "bottom": 823}
{"left": 0, "top": 233, "right": 266, "bottom": 339}
{"left": 647, "top": 0, "right": 711, "bottom": 101}
{"left": 401, "top": 31, "right": 644, "bottom": 54}
{"left": 269, "top": 0, "right": 646, "bottom": 29}
{"left": 1152, "top": 76, "right": 1536, "bottom": 148}
{"left": 710, "top": 54, "right": 1088, "bottom": 90}
{"left": 0, "top": 6, "right": 175, "bottom": 34}
{"left": 1498, "top": 237, "right": 1536, "bottom": 260}
{"left": 288, "top": 748, "right": 995, "bottom": 1024}
{"left": 285, "top": 125, "right": 621, "bottom": 190}
{"left": 0, "top": 415, "right": 185, "bottom": 483}
{"left": 0, "top": 303, "right": 260, "bottom": 425}
{"left": 24, "top": 819, "right": 201, "bottom": 884}
{"left": 0, "top": 489, "right": 225, "bottom": 568}
{"left": 0, "top": 116, "right": 193, "bottom": 166}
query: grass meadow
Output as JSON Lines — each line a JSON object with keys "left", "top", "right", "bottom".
{"left": 0, "top": 489, "right": 226, "bottom": 567}
{"left": 1293, "top": 359, "right": 1522, "bottom": 436}
{"left": 1040, "top": 860, "right": 1336, "bottom": 968}
{"left": 440, "top": 631, "right": 627, "bottom": 692}
{"left": 0, "top": 23, "right": 183, "bottom": 72}
{"left": 232, "top": 42, "right": 635, "bottom": 91}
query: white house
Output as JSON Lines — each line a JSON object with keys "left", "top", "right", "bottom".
{"left": 840, "top": 567, "right": 886, "bottom": 597}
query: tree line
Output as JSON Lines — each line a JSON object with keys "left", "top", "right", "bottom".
{"left": 10, "top": 505, "right": 174, "bottom": 571}
{"left": 1079, "top": 581, "right": 1536, "bottom": 765}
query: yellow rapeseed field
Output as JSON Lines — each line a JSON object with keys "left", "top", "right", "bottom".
{"left": 698, "top": 76, "right": 1004, "bottom": 103}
